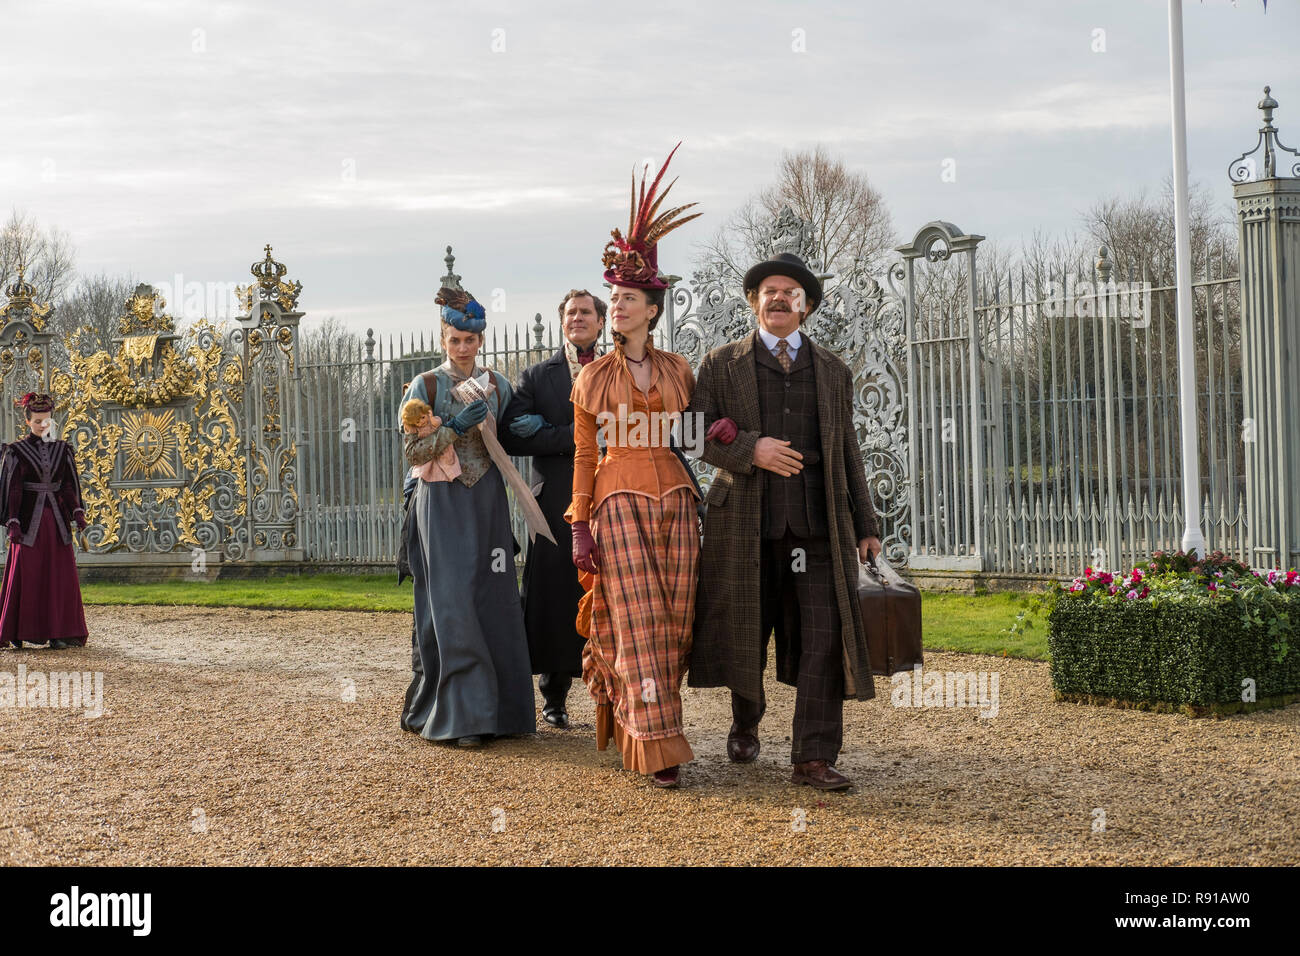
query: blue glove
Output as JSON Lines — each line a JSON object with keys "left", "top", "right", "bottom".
{"left": 508, "top": 413, "right": 548, "bottom": 438}
{"left": 440, "top": 299, "right": 487, "bottom": 333}
{"left": 448, "top": 400, "right": 488, "bottom": 435}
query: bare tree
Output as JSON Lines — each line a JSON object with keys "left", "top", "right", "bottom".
{"left": 696, "top": 146, "right": 897, "bottom": 284}
{"left": 1080, "top": 174, "right": 1237, "bottom": 283}
{"left": 46, "top": 272, "right": 137, "bottom": 370}
{"left": 0, "top": 208, "right": 76, "bottom": 304}
{"left": 298, "top": 314, "right": 370, "bottom": 422}
{"left": 299, "top": 314, "right": 365, "bottom": 365}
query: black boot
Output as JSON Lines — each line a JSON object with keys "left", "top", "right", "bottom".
{"left": 539, "top": 673, "right": 572, "bottom": 728}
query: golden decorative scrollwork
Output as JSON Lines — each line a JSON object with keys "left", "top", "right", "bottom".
{"left": 237, "top": 244, "right": 302, "bottom": 314}
{"left": 121, "top": 409, "right": 179, "bottom": 480}
{"left": 123, "top": 334, "right": 159, "bottom": 367}
{"left": 0, "top": 267, "right": 52, "bottom": 332}
{"left": 47, "top": 246, "right": 303, "bottom": 562}
{"left": 57, "top": 284, "right": 249, "bottom": 556}
{"left": 119, "top": 286, "right": 170, "bottom": 336}
{"left": 80, "top": 346, "right": 195, "bottom": 408}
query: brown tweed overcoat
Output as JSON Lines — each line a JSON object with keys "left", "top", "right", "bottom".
{"left": 686, "top": 330, "right": 881, "bottom": 703}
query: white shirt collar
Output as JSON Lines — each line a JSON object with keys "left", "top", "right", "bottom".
{"left": 757, "top": 326, "right": 802, "bottom": 354}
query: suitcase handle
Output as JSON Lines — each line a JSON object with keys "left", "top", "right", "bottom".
{"left": 864, "top": 553, "right": 890, "bottom": 587}
{"left": 865, "top": 552, "right": 909, "bottom": 588}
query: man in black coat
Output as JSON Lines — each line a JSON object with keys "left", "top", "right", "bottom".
{"left": 498, "top": 289, "right": 606, "bottom": 727}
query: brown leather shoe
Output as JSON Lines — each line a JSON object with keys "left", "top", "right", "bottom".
{"left": 792, "top": 760, "right": 852, "bottom": 791}
{"left": 727, "top": 727, "right": 760, "bottom": 763}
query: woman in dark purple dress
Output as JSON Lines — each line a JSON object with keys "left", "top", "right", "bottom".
{"left": 0, "top": 393, "right": 88, "bottom": 649}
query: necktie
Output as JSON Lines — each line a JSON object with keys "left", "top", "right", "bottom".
{"left": 775, "top": 338, "right": 793, "bottom": 374}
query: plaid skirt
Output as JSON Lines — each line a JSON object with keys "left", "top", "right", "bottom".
{"left": 583, "top": 488, "right": 698, "bottom": 774}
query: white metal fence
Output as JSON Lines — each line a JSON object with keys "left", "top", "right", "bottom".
{"left": 899, "top": 222, "right": 1245, "bottom": 578}
{"left": 296, "top": 223, "right": 1249, "bottom": 580}
{"left": 296, "top": 319, "right": 629, "bottom": 564}
{"left": 974, "top": 246, "right": 1242, "bottom": 576}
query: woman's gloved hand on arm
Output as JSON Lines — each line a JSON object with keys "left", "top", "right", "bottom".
{"left": 706, "top": 417, "right": 738, "bottom": 445}
{"left": 508, "top": 413, "right": 548, "bottom": 438}
{"left": 572, "top": 521, "right": 599, "bottom": 573}
{"left": 447, "top": 400, "right": 489, "bottom": 435}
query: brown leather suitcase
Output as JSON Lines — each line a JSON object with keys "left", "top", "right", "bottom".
{"left": 858, "top": 555, "right": 924, "bottom": 675}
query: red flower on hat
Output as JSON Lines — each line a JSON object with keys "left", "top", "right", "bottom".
{"left": 15, "top": 392, "right": 54, "bottom": 412}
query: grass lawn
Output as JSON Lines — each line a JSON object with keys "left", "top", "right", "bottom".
{"left": 82, "top": 573, "right": 415, "bottom": 614}
{"left": 82, "top": 575, "right": 1048, "bottom": 660}
{"left": 917, "top": 590, "right": 1046, "bottom": 660}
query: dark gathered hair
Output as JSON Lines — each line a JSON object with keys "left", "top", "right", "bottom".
{"left": 558, "top": 289, "right": 608, "bottom": 323}
{"left": 20, "top": 393, "right": 54, "bottom": 419}
{"left": 610, "top": 286, "right": 666, "bottom": 347}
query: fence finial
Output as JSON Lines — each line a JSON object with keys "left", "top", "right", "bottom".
{"left": 532, "top": 313, "right": 544, "bottom": 348}
{"left": 1229, "top": 85, "right": 1300, "bottom": 181}
{"left": 1095, "top": 245, "right": 1113, "bottom": 284}
{"left": 441, "top": 245, "right": 463, "bottom": 291}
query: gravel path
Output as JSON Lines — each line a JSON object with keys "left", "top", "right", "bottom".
{"left": 1, "top": 605, "right": 1296, "bottom": 865}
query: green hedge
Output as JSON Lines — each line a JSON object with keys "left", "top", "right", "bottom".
{"left": 1048, "top": 599, "right": 1300, "bottom": 717}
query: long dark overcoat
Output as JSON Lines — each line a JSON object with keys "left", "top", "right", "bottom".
{"left": 498, "top": 348, "right": 586, "bottom": 676}
{"left": 686, "top": 330, "right": 881, "bottom": 703}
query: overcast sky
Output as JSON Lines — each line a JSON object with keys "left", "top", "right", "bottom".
{"left": 5, "top": 0, "right": 1297, "bottom": 346}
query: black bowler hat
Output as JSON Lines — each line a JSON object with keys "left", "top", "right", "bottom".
{"left": 742, "top": 252, "right": 822, "bottom": 317}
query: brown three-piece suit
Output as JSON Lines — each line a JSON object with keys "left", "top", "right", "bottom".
{"left": 687, "top": 328, "right": 881, "bottom": 764}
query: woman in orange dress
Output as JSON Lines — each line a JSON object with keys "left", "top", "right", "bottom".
{"left": 567, "top": 144, "right": 702, "bottom": 787}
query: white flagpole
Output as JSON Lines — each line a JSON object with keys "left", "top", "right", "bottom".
{"left": 1168, "top": 0, "right": 1206, "bottom": 558}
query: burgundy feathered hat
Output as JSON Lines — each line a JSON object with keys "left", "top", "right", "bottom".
{"left": 16, "top": 392, "right": 54, "bottom": 413}
{"left": 601, "top": 142, "right": 700, "bottom": 291}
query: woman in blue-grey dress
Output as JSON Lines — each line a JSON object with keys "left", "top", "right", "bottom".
{"left": 398, "top": 285, "right": 535, "bottom": 747}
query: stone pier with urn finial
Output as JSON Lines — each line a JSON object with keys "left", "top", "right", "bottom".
{"left": 1230, "top": 86, "right": 1300, "bottom": 569}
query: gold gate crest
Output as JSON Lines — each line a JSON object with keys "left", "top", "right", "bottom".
{"left": 50, "top": 247, "right": 303, "bottom": 566}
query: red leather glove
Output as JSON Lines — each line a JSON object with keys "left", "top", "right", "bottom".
{"left": 706, "top": 417, "right": 738, "bottom": 445}
{"left": 572, "top": 520, "right": 599, "bottom": 574}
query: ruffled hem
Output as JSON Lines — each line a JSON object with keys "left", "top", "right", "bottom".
{"left": 595, "top": 701, "right": 694, "bottom": 776}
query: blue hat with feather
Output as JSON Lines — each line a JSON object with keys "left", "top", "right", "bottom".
{"left": 436, "top": 286, "right": 486, "bottom": 333}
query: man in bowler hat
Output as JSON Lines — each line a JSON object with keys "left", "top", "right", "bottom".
{"left": 687, "top": 253, "right": 882, "bottom": 791}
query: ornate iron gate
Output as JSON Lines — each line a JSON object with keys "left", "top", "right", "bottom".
{"left": 666, "top": 207, "right": 912, "bottom": 564}
{"left": 894, "top": 221, "right": 986, "bottom": 572}
{"left": 0, "top": 268, "right": 55, "bottom": 441}
{"left": 37, "top": 247, "right": 304, "bottom": 569}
